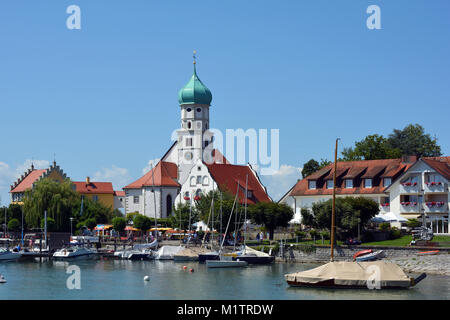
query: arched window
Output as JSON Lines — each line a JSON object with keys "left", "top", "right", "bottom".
{"left": 190, "top": 176, "right": 196, "bottom": 186}
{"left": 166, "top": 194, "right": 172, "bottom": 217}
{"left": 187, "top": 121, "right": 192, "bottom": 129}
{"left": 202, "top": 176, "right": 209, "bottom": 186}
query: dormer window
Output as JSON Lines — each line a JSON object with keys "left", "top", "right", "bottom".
{"left": 308, "top": 180, "right": 316, "bottom": 190}
{"left": 345, "top": 179, "right": 353, "bottom": 188}
{"left": 383, "top": 178, "right": 392, "bottom": 187}
{"left": 364, "top": 179, "right": 372, "bottom": 188}
{"left": 326, "top": 180, "right": 334, "bottom": 189}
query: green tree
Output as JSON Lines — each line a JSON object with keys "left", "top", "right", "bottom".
{"left": 248, "top": 202, "right": 293, "bottom": 240}
{"left": 8, "top": 218, "right": 20, "bottom": 232}
{"left": 311, "top": 197, "right": 379, "bottom": 239}
{"left": 23, "top": 178, "right": 79, "bottom": 232}
{"left": 195, "top": 190, "right": 237, "bottom": 233}
{"left": 40, "top": 217, "right": 57, "bottom": 232}
{"left": 300, "top": 208, "right": 315, "bottom": 228}
{"left": 169, "top": 203, "right": 199, "bottom": 232}
{"left": 126, "top": 212, "right": 139, "bottom": 224}
{"left": 406, "top": 218, "right": 421, "bottom": 229}
{"left": 341, "top": 134, "right": 402, "bottom": 161}
{"left": 112, "top": 217, "right": 126, "bottom": 233}
{"left": 387, "top": 124, "right": 442, "bottom": 157}
{"left": 133, "top": 214, "right": 152, "bottom": 233}
{"left": 301, "top": 159, "right": 331, "bottom": 178}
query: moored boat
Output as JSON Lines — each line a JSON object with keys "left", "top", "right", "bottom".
{"left": 355, "top": 250, "right": 385, "bottom": 262}
{"left": 206, "top": 255, "right": 248, "bottom": 268}
{"left": 53, "top": 246, "right": 96, "bottom": 260}
{"left": 0, "top": 248, "right": 21, "bottom": 261}
{"left": 353, "top": 249, "right": 373, "bottom": 260}
{"left": 417, "top": 250, "right": 439, "bottom": 256}
{"left": 230, "top": 246, "right": 275, "bottom": 264}
{"left": 285, "top": 261, "right": 426, "bottom": 289}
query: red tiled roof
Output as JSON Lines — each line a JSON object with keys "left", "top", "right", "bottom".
{"left": 290, "top": 158, "right": 412, "bottom": 197}
{"left": 73, "top": 181, "right": 114, "bottom": 194}
{"left": 124, "top": 161, "right": 180, "bottom": 189}
{"left": 205, "top": 163, "right": 271, "bottom": 204}
{"left": 114, "top": 191, "right": 125, "bottom": 197}
{"left": 423, "top": 157, "right": 450, "bottom": 180}
{"left": 10, "top": 169, "right": 46, "bottom": 193}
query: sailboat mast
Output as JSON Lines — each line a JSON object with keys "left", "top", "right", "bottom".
{"left": 244, "top": 174, "right": 248, "bottom": 248}
{"left": 150, "top": 163, "right": 158, "bottom": 240}
{"left": 330, "top": 138, "right": 339, "bottom": 261}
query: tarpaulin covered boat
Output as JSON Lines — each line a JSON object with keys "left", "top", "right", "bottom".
{"left": 285, "top": 261, "right": 425, "bottom": 289}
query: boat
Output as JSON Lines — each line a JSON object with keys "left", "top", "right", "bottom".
{"left": 154, "top": 245, "right": 185, "bottom": 260}
{"left": 353, "top": 249, "right": 373, "bottom": 260}
{"left": 53, "top": 246, "right": 96, "bottom": 260}
{"left": 285, "top": 260, "right": 426, "bottom": 289}
{"left": 0, "top": 274, "right": 6, "bottom": 283}
{"left": 114, "top": 239, "right": 158, "bottom": 260}
{"left": 0, "top": 247, "right": 21, "bottom": 261}
{"left": 206, "top": 183, "right": 248, "bottom": 268}
{"left": 417, "top": 250, "right": 439, "bottom": 256}
{"left": 206, "top": 255, "right": 248, "bottom": 268}
{"left": 285, "top": 139, "right": 426, "bottom": 289}
{"left": 198, "top": 251, "right": 220, "bottom": 263}
{"left": 355, "top": 250, "right": 385, "bottom": 262}
{"left": 230, "top": 246, "right": 275, "bottom": 264}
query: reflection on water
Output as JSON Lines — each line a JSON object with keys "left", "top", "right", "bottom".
{"left": 0, "top": 259, "right": 448, "bottom": 300}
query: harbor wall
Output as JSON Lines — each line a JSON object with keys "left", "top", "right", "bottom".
{"left": 277, "top": 245, "right": 450, "bottom": 263}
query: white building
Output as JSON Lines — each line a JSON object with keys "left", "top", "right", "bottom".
{"left": 123, "top": 60, "right": 271, "bottom": 219}
{"left": 280, "top": 156, "right": 449, "bottom": 234}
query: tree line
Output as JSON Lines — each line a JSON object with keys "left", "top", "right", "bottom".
{"left": 301, "top": 124, "right": 442, "bottom": 178}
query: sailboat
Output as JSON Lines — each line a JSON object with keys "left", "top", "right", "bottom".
{"left": 285, "top": 139, "right": 427, "bottom": 289}
{"left": 230, "top": 175, "right": 274, "bottom": 265}
{"left": 198, "top": 187, "right": 221, "bottom": 263}
{"left": 206, "top": 183, "right": 248, "bottom": 268}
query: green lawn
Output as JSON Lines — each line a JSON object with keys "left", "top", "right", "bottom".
{"left": 361, "top": 235, "right": 450, "bottom": 247}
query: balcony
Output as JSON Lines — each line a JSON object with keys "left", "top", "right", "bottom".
{"left": 424, "top": 202, "right": 448, "bottom": 213}
{"left": 398, "top": 182, "right": 420, "bottom": 194}
{"left": 423, "top": 182, "right": 448, "bottom": 194}
{"left": 399, "top": 202, "right": 420, "bottom": 214}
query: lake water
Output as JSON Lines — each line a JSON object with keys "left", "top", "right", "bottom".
{"left": 0, "top": 258, "right": 449, "bottom": 300}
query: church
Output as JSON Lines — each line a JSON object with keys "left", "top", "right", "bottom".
{"left": 123, "top": 58, "right": 271, "bottom": 218}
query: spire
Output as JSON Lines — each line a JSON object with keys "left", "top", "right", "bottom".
{"left": 178, "top": 51, "right": 212, "bottom": 106}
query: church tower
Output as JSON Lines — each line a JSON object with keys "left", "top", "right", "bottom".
{"left": 176, "top": 53, "right": 214, "bottom": 183}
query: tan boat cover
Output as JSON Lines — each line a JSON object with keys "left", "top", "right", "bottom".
{"left": 243, "top": 246, "right": 271, "bottom": 257}
{"left": 285, "top": 261, "right": 411, "bottom": 287}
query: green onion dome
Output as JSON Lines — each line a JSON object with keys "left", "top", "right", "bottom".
{"left": 178, "top": 64, "right": 212, "bottom": 105}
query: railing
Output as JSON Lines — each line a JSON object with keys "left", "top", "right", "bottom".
{"left": 424, "top": 182, "right": 448, "bottom": 193}
{"left": 398, "top": 182, "right": 420, "bottom": 194}
{"left": 423, "top": 202, "right": 448, "bottom": 213}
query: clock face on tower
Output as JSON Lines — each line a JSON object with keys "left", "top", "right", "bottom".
{"left": 184, "top": 152, "right": 193, "bottom": 161}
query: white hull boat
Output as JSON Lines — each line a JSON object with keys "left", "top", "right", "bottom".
{"left": 206, "top": 255, "right": 248, "bottom": 268}
{"left": 355, "top": 250, "right": 385, "bottom": 262}
{"left": 0, "top": 248, "right": 21, "bottom": 261}
{"left": 53, "top": 247, "right": 96, "bottom": 260}
{"left": 154, "top": 246, "right": 184, "bottom": 260}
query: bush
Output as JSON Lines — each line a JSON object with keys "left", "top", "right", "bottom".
{"left": 309, "top": 229, "right": 319, "bottom": 239}
{"left": 379, "top": 222, "right": 391, "bottom": 232}
{"left": 320, "top": 230, "right": 330, "bottom": 240}
{"left": 390, "top": 227, "right": 402, "bottom": 240}
{"left": 295, "top": 231, "right": 308, "bottom": 240}
{"left": 406, "top": 219, "right": 421, "bottom": 229}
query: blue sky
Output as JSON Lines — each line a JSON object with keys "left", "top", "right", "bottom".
{"left": 0, "top": 0, "right": 449, "bottom": 204}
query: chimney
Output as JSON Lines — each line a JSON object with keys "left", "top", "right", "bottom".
{"left": 86, "top": 177, "right": 90, "bottom": 185}
{"left": 401, "top": 155, "right": 417, "bottom": 164}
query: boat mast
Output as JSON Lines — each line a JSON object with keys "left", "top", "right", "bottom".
{"left": 330, "top": 138, "right": 340, "bottom": 262}
{"left": 244, "top": 174, "right": 248, "bottom": 251}
{"left": 150, "top": 163, "right": 158, "bottom": 242}
{"left": 219, "top": 183, "right": 239, "bottom": 255}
